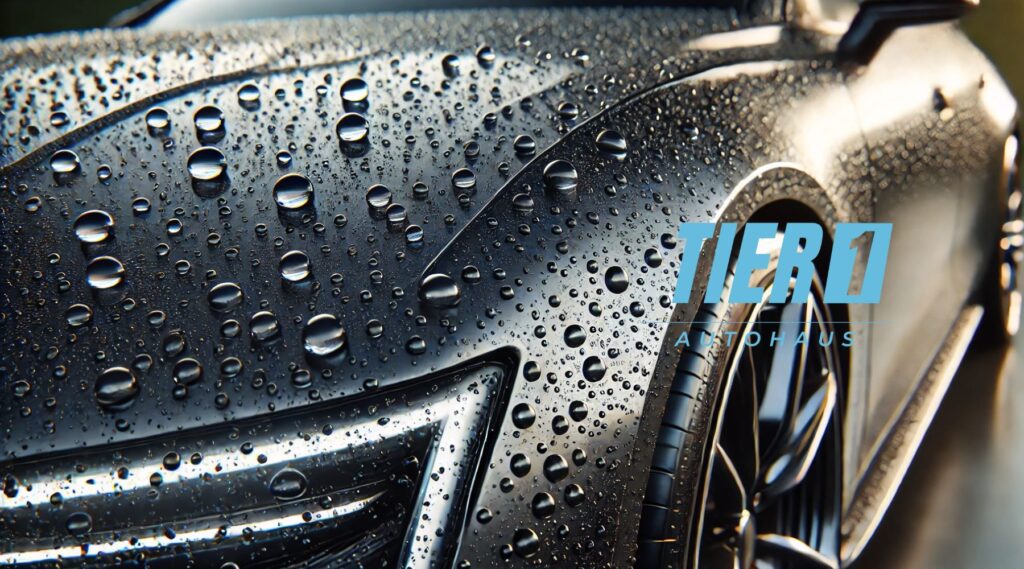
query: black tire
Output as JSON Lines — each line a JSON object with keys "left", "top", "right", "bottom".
{"left": 637, "top": 234, "right": 844, "bottom": 569}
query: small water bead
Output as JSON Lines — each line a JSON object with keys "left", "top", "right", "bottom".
{"left": 386, "top": 204, "right": 408, "bottom": 224}
{"left": 49, "top": 149, "right": 80, "bottom": 175}
{"left": 73, "top": 210, "right": 114, "bottom": 243}
{"left": 94, "top": 367, "right": 139, "bottom": 412}
{"left": 208, "top": 282, "right": 244, "bottom": 312}
{"left": 557, "top": 101, "right": 579, "bottom": 121}
{"left": 302, "top": 314, "right": 347, "bottom": 356}
{"left": 86, "top": 256, "right": 125, "bottom": 289}
{"left": 65, "top": 304, "right": 93, "bottom": 327}
{"left": 336, "top": 113, "right": 369, "bottom": 143}
{"left": 187, "top": 147, "right": 226, "bottom": 181}
{"left": 273, "top": 173, "right": 314, "bottom": 210}
{"left": 194, "top": 105, "right": 225, "bottom": 141}
{"left": 97, "top": 165, "right": 112, "bottom": 181}
{"left": 512, "top": 193, "right": 534, "bottom": 212}
{"left": 166, "top": 218, "right": 183, "bottom": 236}
{"left": 543, "top": 160, "right": 578, "bottom": 192}
{"left": 419, "top": 273, "right": 462, "bottom": 308}
{"left": 250, "top": 311, "right": 281, "bottom": 342}
{"left": 595, "top": 129, "right": 628, "bottom": 160}
{"left": 50, "top": 111, "right": 69, "bottom": 127}
{"left": 275, "top": 150, "right": 292, "bottom": 168}
{"left": 340, "top": 78, "right": 369, "bottom": 106}
{"left": 412, "top": 182, "right": 429, "bottom": 199}
{"left": 279, "top": 250, "right": 311, "bottom": 282}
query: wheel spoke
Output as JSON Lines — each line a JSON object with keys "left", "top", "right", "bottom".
{"left": 759, "top": 371, "right": 837, "bottom": 500}
{"left": 758, "top": 302, "right": 811, "bottom": 448}
{"left": 719, "top": 347, "right": 760, "bottom": 491}
{"left": 756, "top": 533, "right": 837, "bottom": 569}
{"left": 708, "top": 443, "right": 747, "bottom": 521}
{"left": 702, "top": 542, "right": 741, "bottom": 569}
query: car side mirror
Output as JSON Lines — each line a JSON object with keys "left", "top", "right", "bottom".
{"left": 837, "top": 0, "right": 977, "bottom": 65}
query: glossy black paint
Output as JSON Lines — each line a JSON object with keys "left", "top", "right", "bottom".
{"left": 0, "top": 4, "right": 1016, "bottom": 568}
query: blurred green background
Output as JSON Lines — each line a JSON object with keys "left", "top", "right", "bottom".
{"left": 0, "top": 0, "right": 1021, "bottom": 105}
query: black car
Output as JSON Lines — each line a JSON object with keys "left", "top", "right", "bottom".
{"left": 0, "top": 0, "right": 1018, "bottom": 567}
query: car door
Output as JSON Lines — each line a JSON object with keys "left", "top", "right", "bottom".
{"left": 844, "top": 19, "right": 1012, "bottom": 468}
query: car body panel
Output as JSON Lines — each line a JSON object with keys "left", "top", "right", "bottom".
{"left": 0, "top": 4, "right": 1014, "bottom": 568}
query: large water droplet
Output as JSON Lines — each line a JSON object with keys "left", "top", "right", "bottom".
{"left": 366, "top": 184, "right": 392, "bottom": 209}
{"left": 194, "top": 105, "right": 225, "bottom": 141}
{"left": 543, "top": 160, "right": 577, "bottom": 192}
{"left": 279, "top": 250, "right": 311, "bottom": 282}
{"left": 595, "top": 129, "right": 627, "bottom": 160}
{"left": 208, "top": 282, "right": 244, "bottom": 312}
{"left": 269, "top": 468, "right": 308, "bottom": 501}
{"left": 336, "top": 113, "right": 369, "bottom": 143}
{"left": 476, "top": 45, "right": 496, "bottom": 66}
{"left": 605, "top": 266, "right": 629, "bottom": 293}
{"left": 65, "top": 512, "right": 92, "bottom": 536}
{"left": 73, "top": 210, "right": 114, "bottom": 243}
{"left": 187, "top": 147, "right": 226, "bottom": 181}
{"left": 340, "top": 78, "right": 369, "bottom": 107}
{"left": 237, "top": 83, "right": 260, "bottom": 109}
{"left": 419, "top": 273, "right": 461, "bottom": 308}
{"left": 86, "top": 256, "right": 125, "bottom": 289}
{"left": 273, "top": 173, "right": 314, "bottom": 210}
{"left": 302, "top": 314, "right": 347, "bottom": 356}
{"left": 250, "top": 311, "right": 281, "bottom": 343}
{"left": 49, "top": 149, "right": 80, "bottom": 175}
{"left": 94, "top": 367, "right": 139, "bottom": 411}
{"left": 513, "top": 528, "right": 540, "bottom": 558}
{"left": 65, "top": 304, "right": 93, "bottom": 327}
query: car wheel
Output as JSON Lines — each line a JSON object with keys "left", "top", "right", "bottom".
{"left": 983, "top": 133, "right": 1023, "bottom": 339}
{"left": 638, "top": 231, "right": 844, "bottom": 569}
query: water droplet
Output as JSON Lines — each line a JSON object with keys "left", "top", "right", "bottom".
{"left": 340, "top": 78, "right": 369, "bottom": 106}
{"left": 564, "top": 324, "right": 586, "bottom": 347}
{"left": 208, "top": 282, "right": 244, "bottom": 312}
{"left": 194, "top": 105, "right": 225, "bottom": 141}
{"left": 565, "top": 484, "right": 585, "bottom": 507}
{"left": 582, "top": 356, "right": 606, "bottom": 382}
{"left": 531, "top": 493, "right": 555, "bottom": 518}
{"left": 510, "top": 453, "right": 531, "bottom": 477}
{"left": 543, "top": 160, "right": 577, "bottom": 192}
{"left": 65, "top": 304, "right": 93, "bottom": 327}
{"left": 595, "top": 129, "right": 627, "bottom": 160}
{"left": 94, "top": 367, "right": 139, "bottom": 412}
{"left": 476, "top": 45, "right": 496, "bottom": 66}
{"left": 250, "top": 311, "right": 281, "bottom": 343}
{"left": 512, "top": 528, "right": 540, "bottom": 558}
{"left": 302, "top": 314, "right": 347, "bottom": 356}
{"left": 273, "top": 173, "right": 314, "bottom": 210}
{"left": 366, "top": 184, "right": 392, "bottom": 209}
{"left": 513, "top": 135, "right": 536, "bottom": 156}
{"left": 605, "top": 266, "right": 628, "bottom": 293}
{"left": 86, "top": 256, "right": 125, "bottom": 289}
{"left": 97, "top": 165, "right": 112, "bottom": 181}
{"left": 65, "top": 512, "right": 92, "bottom": 536}
{"left": 452, "top": 168, "right": 476, "bottom": 191}
{"left": 187, "top": 147, "right": 226, "bottom": 181}
{"left": 172, "top": 358, "right": 204, "bottom": 385}
{"left": 419, "top": 273, "right": 461, "bottom": 308}
{"left": 511, "top": 403, "right": 536, "bottom": 429}
{"left": 442, "top": 54, "right": 461, "bottom": 77}
{"left": 73, "top": 210, "right": 114, "bottom": 243}
{"left": 279, "top": 250, "right": 311, "bottom": 282}
{"left": 543, "top": 454, "right": 569, "bottom": 482}
{"left": 49, "top": 149, "right": 80, "bottom": 175}
{"left": 145, "top": 107, "right": 170, "bottom": 134}
{"left": 275, "top": 150, "right": 292, "bottom": 168}
{"left": 269, "top": 468, "right": 308, "bottom": 501}
{"left": 237, "top": 83, "right": 260, "bottom": 108}
{"left": 336, "top": 113, "right": 369, "bottom": 143}
{"left": 405, "top": 224, "right": 424, "bottom": 244}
